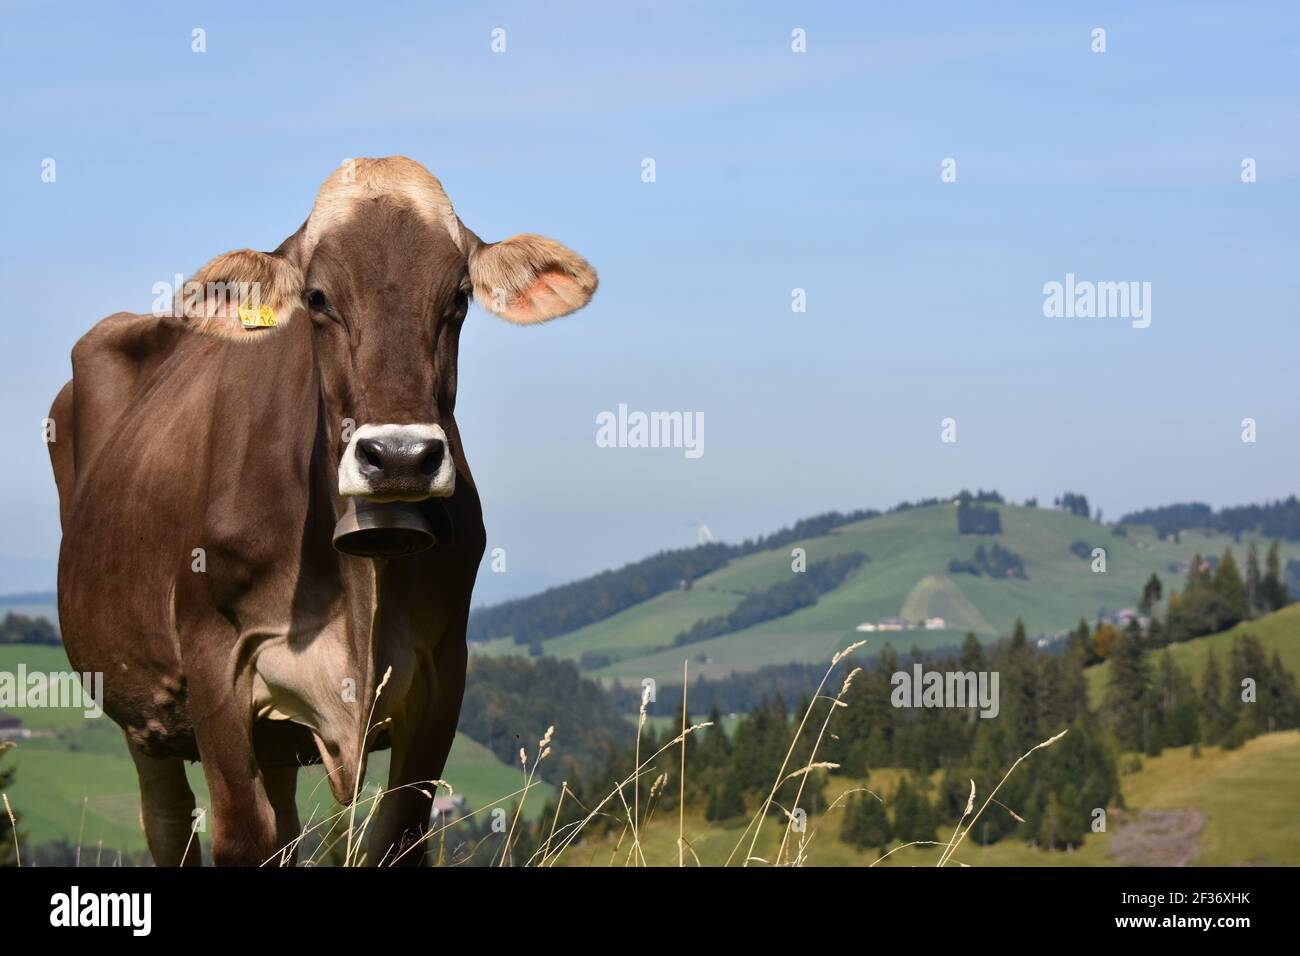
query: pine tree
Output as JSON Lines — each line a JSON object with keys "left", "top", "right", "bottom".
{"left": 1260, "top": 541, "right": 1291, "bottom": 612}
{"left": 1001, "top": 619, "right": 1040, "bottom": 755}
{"left": 1037, "top": 783, "right": 1087, "bottom": 850}
{"left": 840, "top": 793, "right": 865, "bottom": 846}
{"left": 840, "top": 792, "right": 892, "bottom": 852}
{"left": 1226, "top": 633, "right": 1269, "bottom": 740}
{"left": 1245, "top": 541, "right": 1262, "bottom": 616}
{"left": 1199, "top": 649, "right": 1230, "bottom": 744}
{"left": 706, "top": 771, "right": 745, "bottom": 822}
{"left": 1212, "top": 549, "right": 1248, "bottom": 629}
{"left": 1264, "top": 651, "right": 1300, "bottom": 733}
{"left": 1150, "top": 651, "right": 1198, "bottom": 749}
{"left": 891, "top": 775, "right": 937, "bottom": 843}
{"left": 1139, "top": 573, "right": 1163, "bottom": 616}
{"left": 959, "top": 632, "right": 985, "bottom": 672}
{"left": 857, "top": 793, "right": 893, "bottom": 851}
{"left": 1059, "top": 634, "right": 1089, "bottom": 723}
{"left": 1104, "top": 631, "right": 1152, "bottom": 751}
{"left": 1072, "top": 618, "right": 1100, "bottom": 666}
{"left": 1146, "top": 616, "right": 1166, "bottom": 649}
{"left": 1038, "top": 792, "right": 1064, "bottom": 850}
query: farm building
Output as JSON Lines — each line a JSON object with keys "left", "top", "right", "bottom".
{"left": 0, "top": 711, "right": 26, "bottom": 739}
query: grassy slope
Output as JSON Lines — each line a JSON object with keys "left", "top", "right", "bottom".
{"left": 0, "top": 645, "right": 551, "bottom": 854}
{"left": 549, "top": 505, "right": 1299, "bottom": 687}
{"left": 1085, "top": 601, "right": 1300, "bottom": 706}
{"left": 558, "top": 731, "right": 1300, "bottom": 867}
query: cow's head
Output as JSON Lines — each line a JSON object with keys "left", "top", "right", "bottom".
{"left": 182, "top": 156, "right": 597, "bottom": 504}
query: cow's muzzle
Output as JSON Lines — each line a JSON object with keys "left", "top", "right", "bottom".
{"left": 338, "top": 423, "right": 456, "bottom": 501}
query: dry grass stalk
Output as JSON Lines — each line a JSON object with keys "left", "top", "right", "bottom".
{"left": 678, "top": 659, "right": 688, "bottom": 868}
{"left": 938, "top": 778, "right": 977, "bottom": 865}
{"left": 180, "top": 808, "right": 205, "bottom": 867}
{"left": 870, "top": 839, "right": 945, "bottom": 866}
{"left": 3, "top": 792, "right": 19, "bottom": 867}
{"left": 538, "top": 781, "right": 571, "bottom": 866}
{"left": 767, "top": 646, "right": 865, "bottom": 866}
{"left": 991, "top": 798, "right": 1026, "bottom": 823}
{"left": 498, "top": 725, "right": 554, "bottom": 866}
{"left": 544, "top": 721, "right": 712, "bottom": 865}
{"left": 632, "top": 685, "right": 651, "bottom": 862}
{"left": 344, "top": 665, "right": 394, "bottom": 866}
{"left": 76, "top": 795, "right": 87, "bottom": 868}
{"left": 612, "top": 781, "right": 646, "bottom": 866}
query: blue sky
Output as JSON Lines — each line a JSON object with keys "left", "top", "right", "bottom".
{"left": 1, "top": 1, "right": 1297, "bottom": 599}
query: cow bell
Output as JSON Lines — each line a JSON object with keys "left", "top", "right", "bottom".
{"left": 332, "top": 498, "right": 436, "bottom": 558}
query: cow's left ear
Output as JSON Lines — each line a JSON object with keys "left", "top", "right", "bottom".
{"left": 468, "top": 233, "right": 597, "bottom": 324}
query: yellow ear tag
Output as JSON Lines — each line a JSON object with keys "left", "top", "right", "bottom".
{"left": 238, "top": 303, "right": 278, "bottom": 329}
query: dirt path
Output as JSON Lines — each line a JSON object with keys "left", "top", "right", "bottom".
{"left": 1108, "top": 808, "right": 1206, "bottom": 866}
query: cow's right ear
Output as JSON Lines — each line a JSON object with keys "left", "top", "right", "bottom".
{"left": 176, "top": 249, "right": 305, "bottom": 339}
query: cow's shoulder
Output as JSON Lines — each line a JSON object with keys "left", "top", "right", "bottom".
{"left": 65, "top": 311, "right": 189, "bottom": 476}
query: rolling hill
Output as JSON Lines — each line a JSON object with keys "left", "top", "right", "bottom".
{"left": 473, "top": 501, "right": 1300, "bottom": 689}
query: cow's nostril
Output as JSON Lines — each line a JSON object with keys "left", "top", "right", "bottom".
{"left": 418, "top": 441, "right": 445, "bottom": 477}
{"left": 356, "top": 438, "right": 386, "bottom": 472}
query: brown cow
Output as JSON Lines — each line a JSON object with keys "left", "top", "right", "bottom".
{"left": 47, "top": 157, "right": 596, "bottom": 865}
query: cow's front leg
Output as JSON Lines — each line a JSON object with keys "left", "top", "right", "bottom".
{"left": 127, "top": 735, "right": 201, "bottom": 867}
{"left": 370, "top": 637, "right": 467, "bottom": 867}
{"left": 190, "top": 685, "right": 278, "bottom": 866}
{"left": 262, "top": 763, "right": 301, "bottom": 866}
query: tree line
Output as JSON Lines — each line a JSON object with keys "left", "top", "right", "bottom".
{"left": 671, "top": 552, "right": 867, "bottom": 648}
{"left": 1119, "top": 496, "right": 1300, "bottom": 541}
{"left": 0, "top": 611, "right": 59, "bottom": 646}
{"left": 1105, "top": 628, "right": 1298, "bottom": 757}
{"left": 956, "top": 497, "right": 1002, "bottom": 534}
{"left": 1055, "top": 492, "right": 1091, "bottom": 518}
{"left": 949, "top": 542, "right": 1025, "bottom": 578}
{"left": 1160, "top": 541, "right": 1290, "bottom": 644}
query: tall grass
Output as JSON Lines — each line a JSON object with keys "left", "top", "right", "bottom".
{"left": 280, "top": 638, "right": 1064, "bottom": 867}
{"left": 1, "top": 644, "right": 1065, "bottom": 867}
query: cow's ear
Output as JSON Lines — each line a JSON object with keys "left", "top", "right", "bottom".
{"left": 468, "top": 233, "right": 597, "bottom": 324}
{"left": 177, "top": 249, "right": 305, "bottom": 339}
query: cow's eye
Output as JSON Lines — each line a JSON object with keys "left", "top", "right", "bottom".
{"left": 306, "top": 289, "right": 330, "bottom": 313}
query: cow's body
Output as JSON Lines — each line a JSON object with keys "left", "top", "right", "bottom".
{"left": 48, "top": 158, "right": 595, "bottom": 865}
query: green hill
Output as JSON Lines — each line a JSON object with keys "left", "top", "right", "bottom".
{"left": 1086, "top": 601, "right": 1300, "bottom": 707}
{"left": 476, "top": 502, "right": 1300, "bottom": 689}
